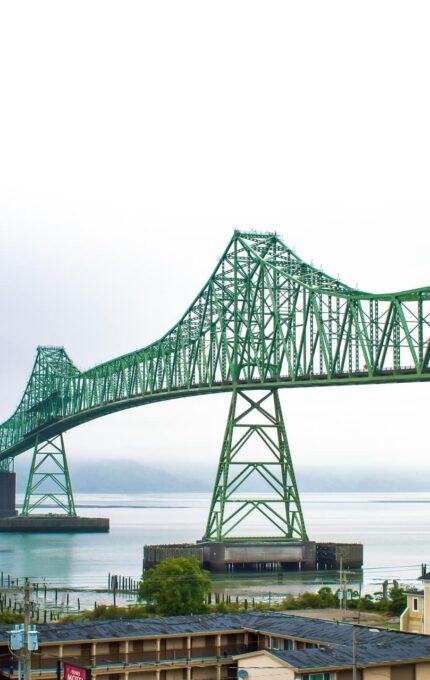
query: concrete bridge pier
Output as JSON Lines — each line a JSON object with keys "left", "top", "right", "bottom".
{"left": 0, "top": 470, "right": 17, "bottom": 517}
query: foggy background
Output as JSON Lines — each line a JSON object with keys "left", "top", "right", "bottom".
{"left": 1, "top": 1, "right": 429, "bottom": 489}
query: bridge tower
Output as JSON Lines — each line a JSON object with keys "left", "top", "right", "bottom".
{"left": 204, "top": 389, "right": 307, "bottom": 542}
{"left": 22, "top": 434, "right": 76, "bottom": 516}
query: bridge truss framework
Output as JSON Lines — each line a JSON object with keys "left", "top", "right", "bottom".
{"left": 0, "top": 231, "right": 429, "bottom": 538}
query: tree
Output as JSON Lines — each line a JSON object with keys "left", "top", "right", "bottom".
{"left": 139, "top": 558, "right": 211, "bottom": 616}
{"left": 388, "top": 587, "right": 407, "bottom": 615}
{"left": 317, "top": 587, "right": 337, "bottom": 607}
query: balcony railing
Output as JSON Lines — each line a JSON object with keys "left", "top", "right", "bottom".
{"left": 1, "top": 642, "right": 258, "bottom": 675}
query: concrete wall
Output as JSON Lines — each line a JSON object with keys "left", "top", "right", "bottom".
{"left": 144, "top": 540, "right": 363, "bottom": 572}
{"left": 0, "top": 516, "right": 109, "bottom": 531}
{"left": 143, "top": 640, "right": 158, "bottom": 651}
{"left": 363, "top": 668, "right": 390, "bottom": 679}
{"left": 191, "top": 669, "right": 215, "bottom": 680}
{"left": 224, "top": 545, "right": 304, "bottom": 562}
{"left": 165, "top": 670, "right": 184, "bottom": 680}
{"left": 143, "top": 544, "right": 203, "bottom": 568}
{"left": 391, "top": 665, "right": 415, "bottom": 680}
{"left": 63, "top": 644, "right": 83, "bottom": 656}
{"left": 316, "top": 542, "right": 363, "bottom": 569}
{"left": 337, "top": 671, "right": 362, "bottom": 680}
{"left": 237, "top": 652, "right": 294, "bottom": 680}
{"left": 335, "top": 542, "right": 363, "bottom": 569}
{"left": 96, "top": 643, "right": 110, "bottom": 654}
{"left": 424, "top": 582, "right": 430, "bottom": 634}
{"left": 416, "top": 661, "right": 430, "bottom": 679}
{"left": 166, "top": 639, "right": 186, "bottom": 651}
{"left": 400, "top": 593, "right": 424, "bottom": 633}
{"left": 191, "top": 638, "right": 206, "bottom": 649}
{"left": 202, "top": 540, "right": 317, "bottom": 571}
{"left": 0, "top": 471, "right": 16, "bottom": 517}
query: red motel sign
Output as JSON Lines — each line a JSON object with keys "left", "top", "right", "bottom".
{"left": 57, "top": 662, "right": 91, "bottom": 680}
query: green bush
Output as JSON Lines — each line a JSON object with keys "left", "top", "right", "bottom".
{"left": 0, "top": 611, "right": 24, "bottom": 624}
{"left": 139, "top": 558, "right": 211, "bottom": 616}
{"left": 61, "top": 582, "right": 407, "bottom": 622}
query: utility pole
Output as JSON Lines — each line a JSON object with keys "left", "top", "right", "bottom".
{"left": 113, "top": 575, "right": 117, "bottom": 608}
{"left": 357, "top": 579, "right": 362, "bottom": 624}
{"left": 23, "top": 578, "right": 32, "bottom": 680}
{"left": 339, "top": 557, "right": 347, "bottom": 621}
{"left": 338, "top": 557, "right": 350, "bottom": 622}
{"left": 352, "top": 629, "right": 357, "bottom": 680}
{"left": 7, "top": 579, "right": 38, "bottom": 680}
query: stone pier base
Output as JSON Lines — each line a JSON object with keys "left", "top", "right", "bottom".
{"left": 143, "top": 539, "right": 363, "bottom": 572}
{"left": 0, "top": 515, "right": 109, "bottom": 532}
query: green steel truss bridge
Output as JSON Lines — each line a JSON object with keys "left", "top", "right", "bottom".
{"left": 1, "top": 231, "right": 429, "bottom": 539}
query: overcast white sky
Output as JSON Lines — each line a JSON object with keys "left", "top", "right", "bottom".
{"left": 0, "top": 1, "right": 429, "bottom": 474}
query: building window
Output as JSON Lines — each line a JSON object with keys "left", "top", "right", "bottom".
{"left": 271, "top": 638, "right": 281, "bottom": 650}
{"left": 270, "top": 637, "right": 294, "bottom": 651}
{"left": 413, "top": 598, "right": 419, "bottom": 612}
{"left": 302, "top": 673, "right": 332, "bottom": 680}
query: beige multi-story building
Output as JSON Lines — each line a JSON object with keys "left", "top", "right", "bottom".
{"left": 400, "top": 591, "right": 425, "bottom": 634}
{"left": 1, "top": 612, "right": 430, "bottom": 680}
{"left": 401, "top": 571, "right": 430, "bottom": 635}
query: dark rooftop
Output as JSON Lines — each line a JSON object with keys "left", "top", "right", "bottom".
{"left": 271, "top": 647, "right": 354, "bottom": 670}
{"left": 272, "top": 634, "right": 430, "bottom": 670}
{"left": 0, "top": 614, "right": 248, "bottom": 644}
{"left": 0, "top": 611, "right": 400, "bottom": 646}
{"left": 0, "top": 612, "right": 429, "bottom": 667}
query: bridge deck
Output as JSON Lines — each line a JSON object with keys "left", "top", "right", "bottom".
{"left": 1, "top": 366, "right": 429, "bottom": 462}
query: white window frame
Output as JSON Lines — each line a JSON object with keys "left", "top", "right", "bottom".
{"left": 271, "top": 637, "right": 281, "bottom": 650}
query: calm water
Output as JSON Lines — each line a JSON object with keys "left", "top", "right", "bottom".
{"left": 1, "top": 492, "right": 429, "bottom": 606}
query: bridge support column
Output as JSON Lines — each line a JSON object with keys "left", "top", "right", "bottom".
{"left": 203, "top": 389, "right": 308, "bottom": 542}
{"left": 22, "top": 434, "right": 76, "bottom": 516}
{"left": 0, "top": 457, "right": 16, "bottom": 518}
{"left": 0, "top": 470, "right": 17, "bottom": 517}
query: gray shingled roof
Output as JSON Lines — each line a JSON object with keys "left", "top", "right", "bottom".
{"left": 272, "top": 634, "right": 430, "bottom": 671}
{"left": 0, "top": 612, "right": 429, "bottom": 667}
{"left": 243, "top": 612, "right": 400, "bottom": 645}
{"left": 271, "top": 647, "right": 353, "bottom": 669}
{"left": 2, "top": 612, "right": 398, "bottom": 645}
{"left": 0, "top": 614, "right": 247, "bottom": 643}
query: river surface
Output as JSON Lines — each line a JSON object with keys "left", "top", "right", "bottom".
{"left": 1, "top": 492, "right": 429, "bottom": 609}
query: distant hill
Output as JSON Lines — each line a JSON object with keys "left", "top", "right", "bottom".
{"left": 295, "top": 465, "right": 430, "bottom": 493}
{"left": 14, "top": 459, "right": 211, "bottom": 493}
{"left": 13, "top": 458, "right": 430, "bottom": 493}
